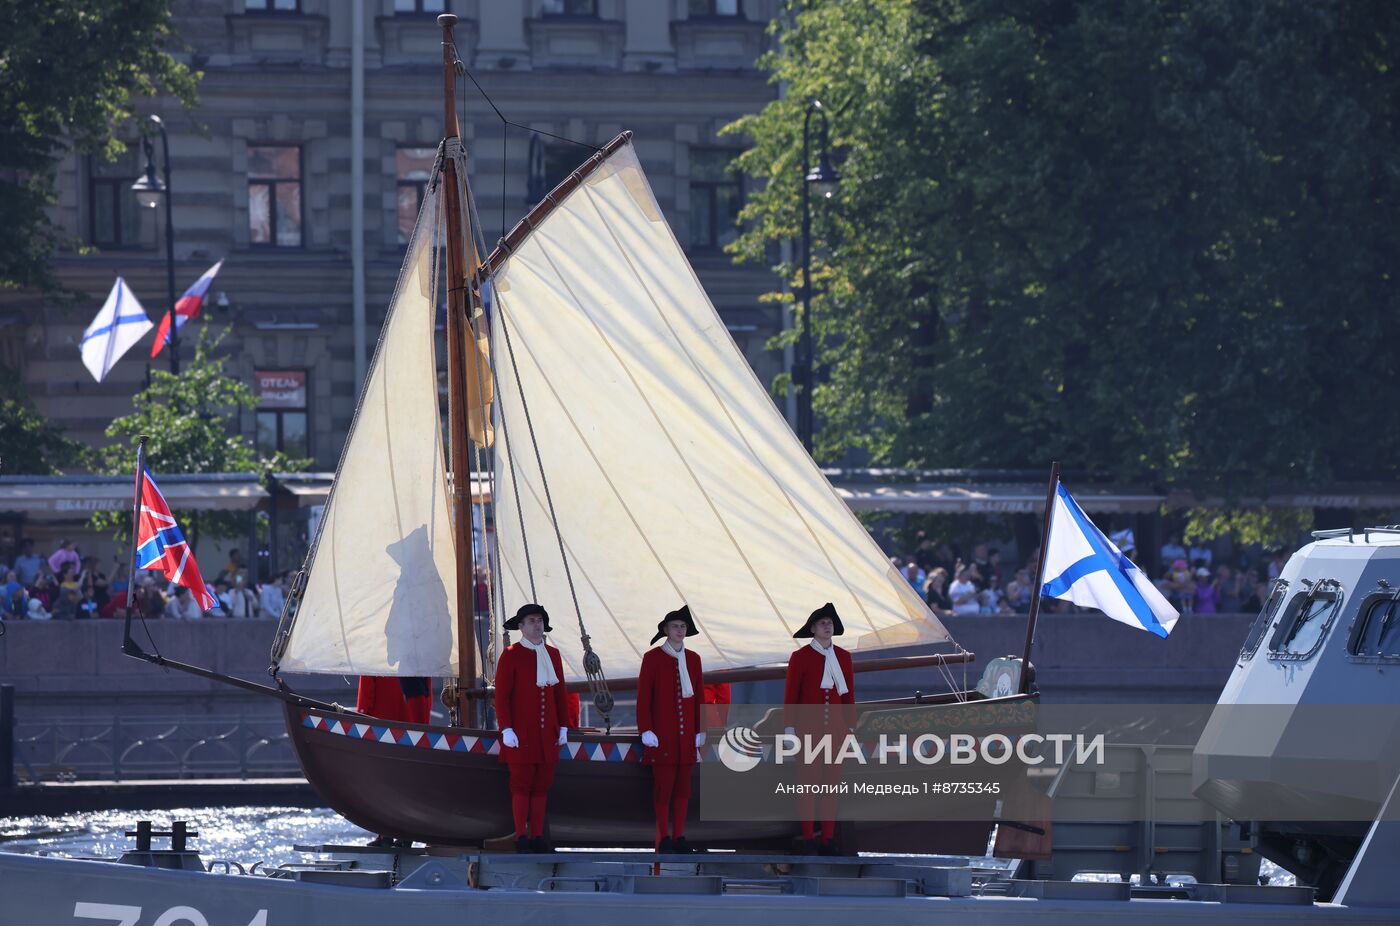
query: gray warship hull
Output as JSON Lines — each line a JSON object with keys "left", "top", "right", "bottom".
{"left": 4, "top": 846, "right": 1400, "bottom": 926}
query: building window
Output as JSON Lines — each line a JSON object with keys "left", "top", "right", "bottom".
{"left": 87, "top": 153, "right": 145, "bottom": 249}
{"left": 688, "top": 148, "right": 742, "bottom": 251}
{"left": 245, "top": 0, "right": 300, "bottom": 10}
{"left": 394, "top": 0, "right": 445, "bottom": 12}
{"left": 248, "top": 145, "right": 302, "bottom": 248}
{"left": 396, "top": 147, "right": 436, "bottom": 245}
{"left": 689, "top": 0, "right": 741, "bottom": 16}
{"left": 542, "top": 0, "right": 597, "bottom": 16}
{"left": 255, "top": 370, "right": 309, "bottom": 458}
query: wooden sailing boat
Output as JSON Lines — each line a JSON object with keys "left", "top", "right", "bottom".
{"left": 135, "top": 15, "right": 1029, "bottom": 852}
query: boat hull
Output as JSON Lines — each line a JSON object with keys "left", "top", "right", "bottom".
{"left": 284, "top": 700, "right": 1004, "bottom": 852}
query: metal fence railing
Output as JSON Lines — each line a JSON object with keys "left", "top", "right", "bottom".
{"left": 13, "top": 713, "right": 300, "bottom": 782}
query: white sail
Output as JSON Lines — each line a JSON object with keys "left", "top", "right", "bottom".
{"left": 279, "top": 182, "right": 459, "bottom": 676}
{"left": 489, "top": 142, "right": 951, "bottom": 682}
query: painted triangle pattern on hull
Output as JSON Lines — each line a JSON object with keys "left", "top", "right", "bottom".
{"left": 301, "top": 711, "right": 717, "bottom": 762}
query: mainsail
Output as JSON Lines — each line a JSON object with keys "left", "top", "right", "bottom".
{"left": 488, "top": 141, "right": 951, "bottom": 682}
{"left": 278, "top": 181, "right": 459, "bottom": 676}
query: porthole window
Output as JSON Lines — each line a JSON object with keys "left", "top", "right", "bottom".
{"left": 1240, "top": 579, "right": 1288, "bottom": 661}
{"left": 1268, "top": 579, "right": 1342, "bottom": 660}
{"left": 1347, "top": 592, "right": 1400, "bottom": 658}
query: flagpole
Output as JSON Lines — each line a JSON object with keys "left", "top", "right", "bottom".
{"left": 1019, "top": 460, "right": 1059, "bottom": 695}
{"left": 123, "top": 436, "right": 148, "bottom": 657}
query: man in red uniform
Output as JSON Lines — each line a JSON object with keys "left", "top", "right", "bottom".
{"left": 357, "top": 676, "right": 433, "bottom": 725}
{"left": 637, "top": 604, "right": 704, "bottom": 852}
{"left": 783, "top": 602, "right": 855, "bottom": 855}
{"left": 495, "top": 603, "right": 571, "bottom": 852}
{"left": 355, "top": 675, "right": 434, "bottom": 848}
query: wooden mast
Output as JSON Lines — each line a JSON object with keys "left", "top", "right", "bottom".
{"left": 439, "top": 14, "right": 478, "bottom": 721}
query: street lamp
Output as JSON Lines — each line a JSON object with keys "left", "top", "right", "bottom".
{"left": 131, "top": 115, "right": 180, "bottom": 373}
{"left": 798, "top": 99, "right": 840, "bottom": 453}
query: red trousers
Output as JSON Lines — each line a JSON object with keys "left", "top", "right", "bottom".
{"left": 651, "top": 764, "right": 694, "bottom": 845}
{"left": 507, "top": 762, "right": 557, "bottom": 838}
{"left": 797, "top": 759, "right": 843, "bottom": 843}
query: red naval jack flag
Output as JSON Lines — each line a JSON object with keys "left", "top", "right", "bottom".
{"left": 151, "top": 260, "right": 223, "bottom": 359}
{"left": 135, "top": 468, "right": 218, "bottom": 612}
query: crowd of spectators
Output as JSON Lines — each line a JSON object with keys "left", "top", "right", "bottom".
{"left": 892, "top": 528, "right": 1281, "bottom": 619}
{"left": 0, "top": 538, "right": 293, "bottom": 623}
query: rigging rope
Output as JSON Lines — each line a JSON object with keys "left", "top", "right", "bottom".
{"left": 447, "top": 52, "right": 618, "bottom": 723}
{"left": 496, "top": 298, "right": 613, "bottom": 723}
{"left": 449, "top": 61, "right": 610, "bottom": 709}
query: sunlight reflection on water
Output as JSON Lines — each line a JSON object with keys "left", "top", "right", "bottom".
{"left": 1, "top": 806, "right": 370, "bottom": 867}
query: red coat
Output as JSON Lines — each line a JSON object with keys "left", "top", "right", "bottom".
{"left": 782, "top": 644, "right": 855, "bottom": 733}
{"left": 702, "top": 681, "right": 731, "bottom": 729}
{"left": 356, "top": 676, "right": 432, "bottom": 724}
{"left": 495, "top": 642, "right": 570, "bottom": 764}
{"left": 636, "top": 646, "right": 703, "bottom": 766}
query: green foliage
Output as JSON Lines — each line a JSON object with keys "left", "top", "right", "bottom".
{"left": 0, "top": 366, "right": 85, "bottom": 474}
{"left": 728, "top": 0, "right": 1400, "bottom": 499}
{"left": 1183, "top": 506, "right": 1314, "bottom": 549}
{"left": 0, "top": 0, "right": 198, "bottom": 292}
{"left": 90, "top": 327, "right": 307, "bottom": 543}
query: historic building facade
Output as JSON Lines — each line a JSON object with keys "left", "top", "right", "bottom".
{"left": 6, "top": 0, "right": 783, "bottom": 470}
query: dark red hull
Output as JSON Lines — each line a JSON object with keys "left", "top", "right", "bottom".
{"left": 283, "top": 697, "right": 1030, "bottom": 853}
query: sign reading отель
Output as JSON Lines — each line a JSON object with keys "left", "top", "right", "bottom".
{"left": 255, "top": 370, "right": 306, "bottom": 409}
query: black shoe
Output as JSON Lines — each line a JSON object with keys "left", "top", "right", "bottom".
{"left": 657, "top": 836, "right": 675, "bottom": 853}
{"left": 672, "top": 836, "right": 692, "bottom": 854}
{"left": 818, "top": 840, "right": 841, "bottom": 856}
{"left": 366, "top": 835, "right": 394, "bottom": 849}
{"left": 392, "top": 837, "right": 414, "bottom": 849}
{"left": 515, "top": 835, "right": 531, "bottom": 853}
{"left": 530, "top": 836, "right": 551, "bottom": 854}
{"left": 802, "top": 838, "right": 822, "bottom": 856}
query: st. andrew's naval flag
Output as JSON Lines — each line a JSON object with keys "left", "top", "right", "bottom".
{"left": 1041, "top": 483, "right": 1179, "bottom": 637}
{"left": 80, "top": 278, "right": 153, "bottom": 383}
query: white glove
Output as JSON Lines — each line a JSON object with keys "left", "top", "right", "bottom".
{"left": 501, "top": 727, "right": 519, "bottom": 749}
{"left": 557, "top": 726, "right": 569, "bottom": 746}
{"left": 641, "top": 730, "right": 659, "bottom": 748}
{"left": 695, "top": 732, "right": 706, "bottom": 748}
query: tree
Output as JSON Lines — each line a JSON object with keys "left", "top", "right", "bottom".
{"left": 0, "top": 366, "right": 85, "bottom": 474}
{"left": 0, "top": 0, "right": 198, "bottom": 293}
{"left": 728, "top": 0, "right": 1400, "bottom": 516}
{"left": 91, "top": 327, "right": 307, "bottom": 543}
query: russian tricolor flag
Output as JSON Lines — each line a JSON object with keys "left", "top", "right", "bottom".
{"left": 151, "top": 260, "right": 223, "bottom": 359}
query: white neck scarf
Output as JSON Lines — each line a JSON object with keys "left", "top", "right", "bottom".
{"left": 810, "top": 640, "right": 848, "bottom": 695}
{"left": 663, "top": 640, "right": 694, "bottom": 699}
{"left": 519, "top": 636, "right": 559, "bottom": 688}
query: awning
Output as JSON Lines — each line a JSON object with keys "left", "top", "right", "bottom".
{"left": 832, "top": 482, "right": 1165, "bottom": 514}
{"left": 269, "top": 472, "right": 492, "bottom": 506}
{"left": 0, "top": 474, "right": 269, "bottom": 520}
{"left": 1165, "top": 488, "right": 1400, "bottom": 510}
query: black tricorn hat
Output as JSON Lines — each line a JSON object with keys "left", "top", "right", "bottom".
{"left": 650, "top": 604, "right": 699, "bottom": 645}
{"left": 793, "top": 602, "right": 844, "bottom": 639}
{"left": 504, "top": 603, "right": 551, "bottom": 632}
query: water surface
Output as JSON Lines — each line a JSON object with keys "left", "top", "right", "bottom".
{"left": 1, "top": 806, "right": 370, "bottom": 867}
